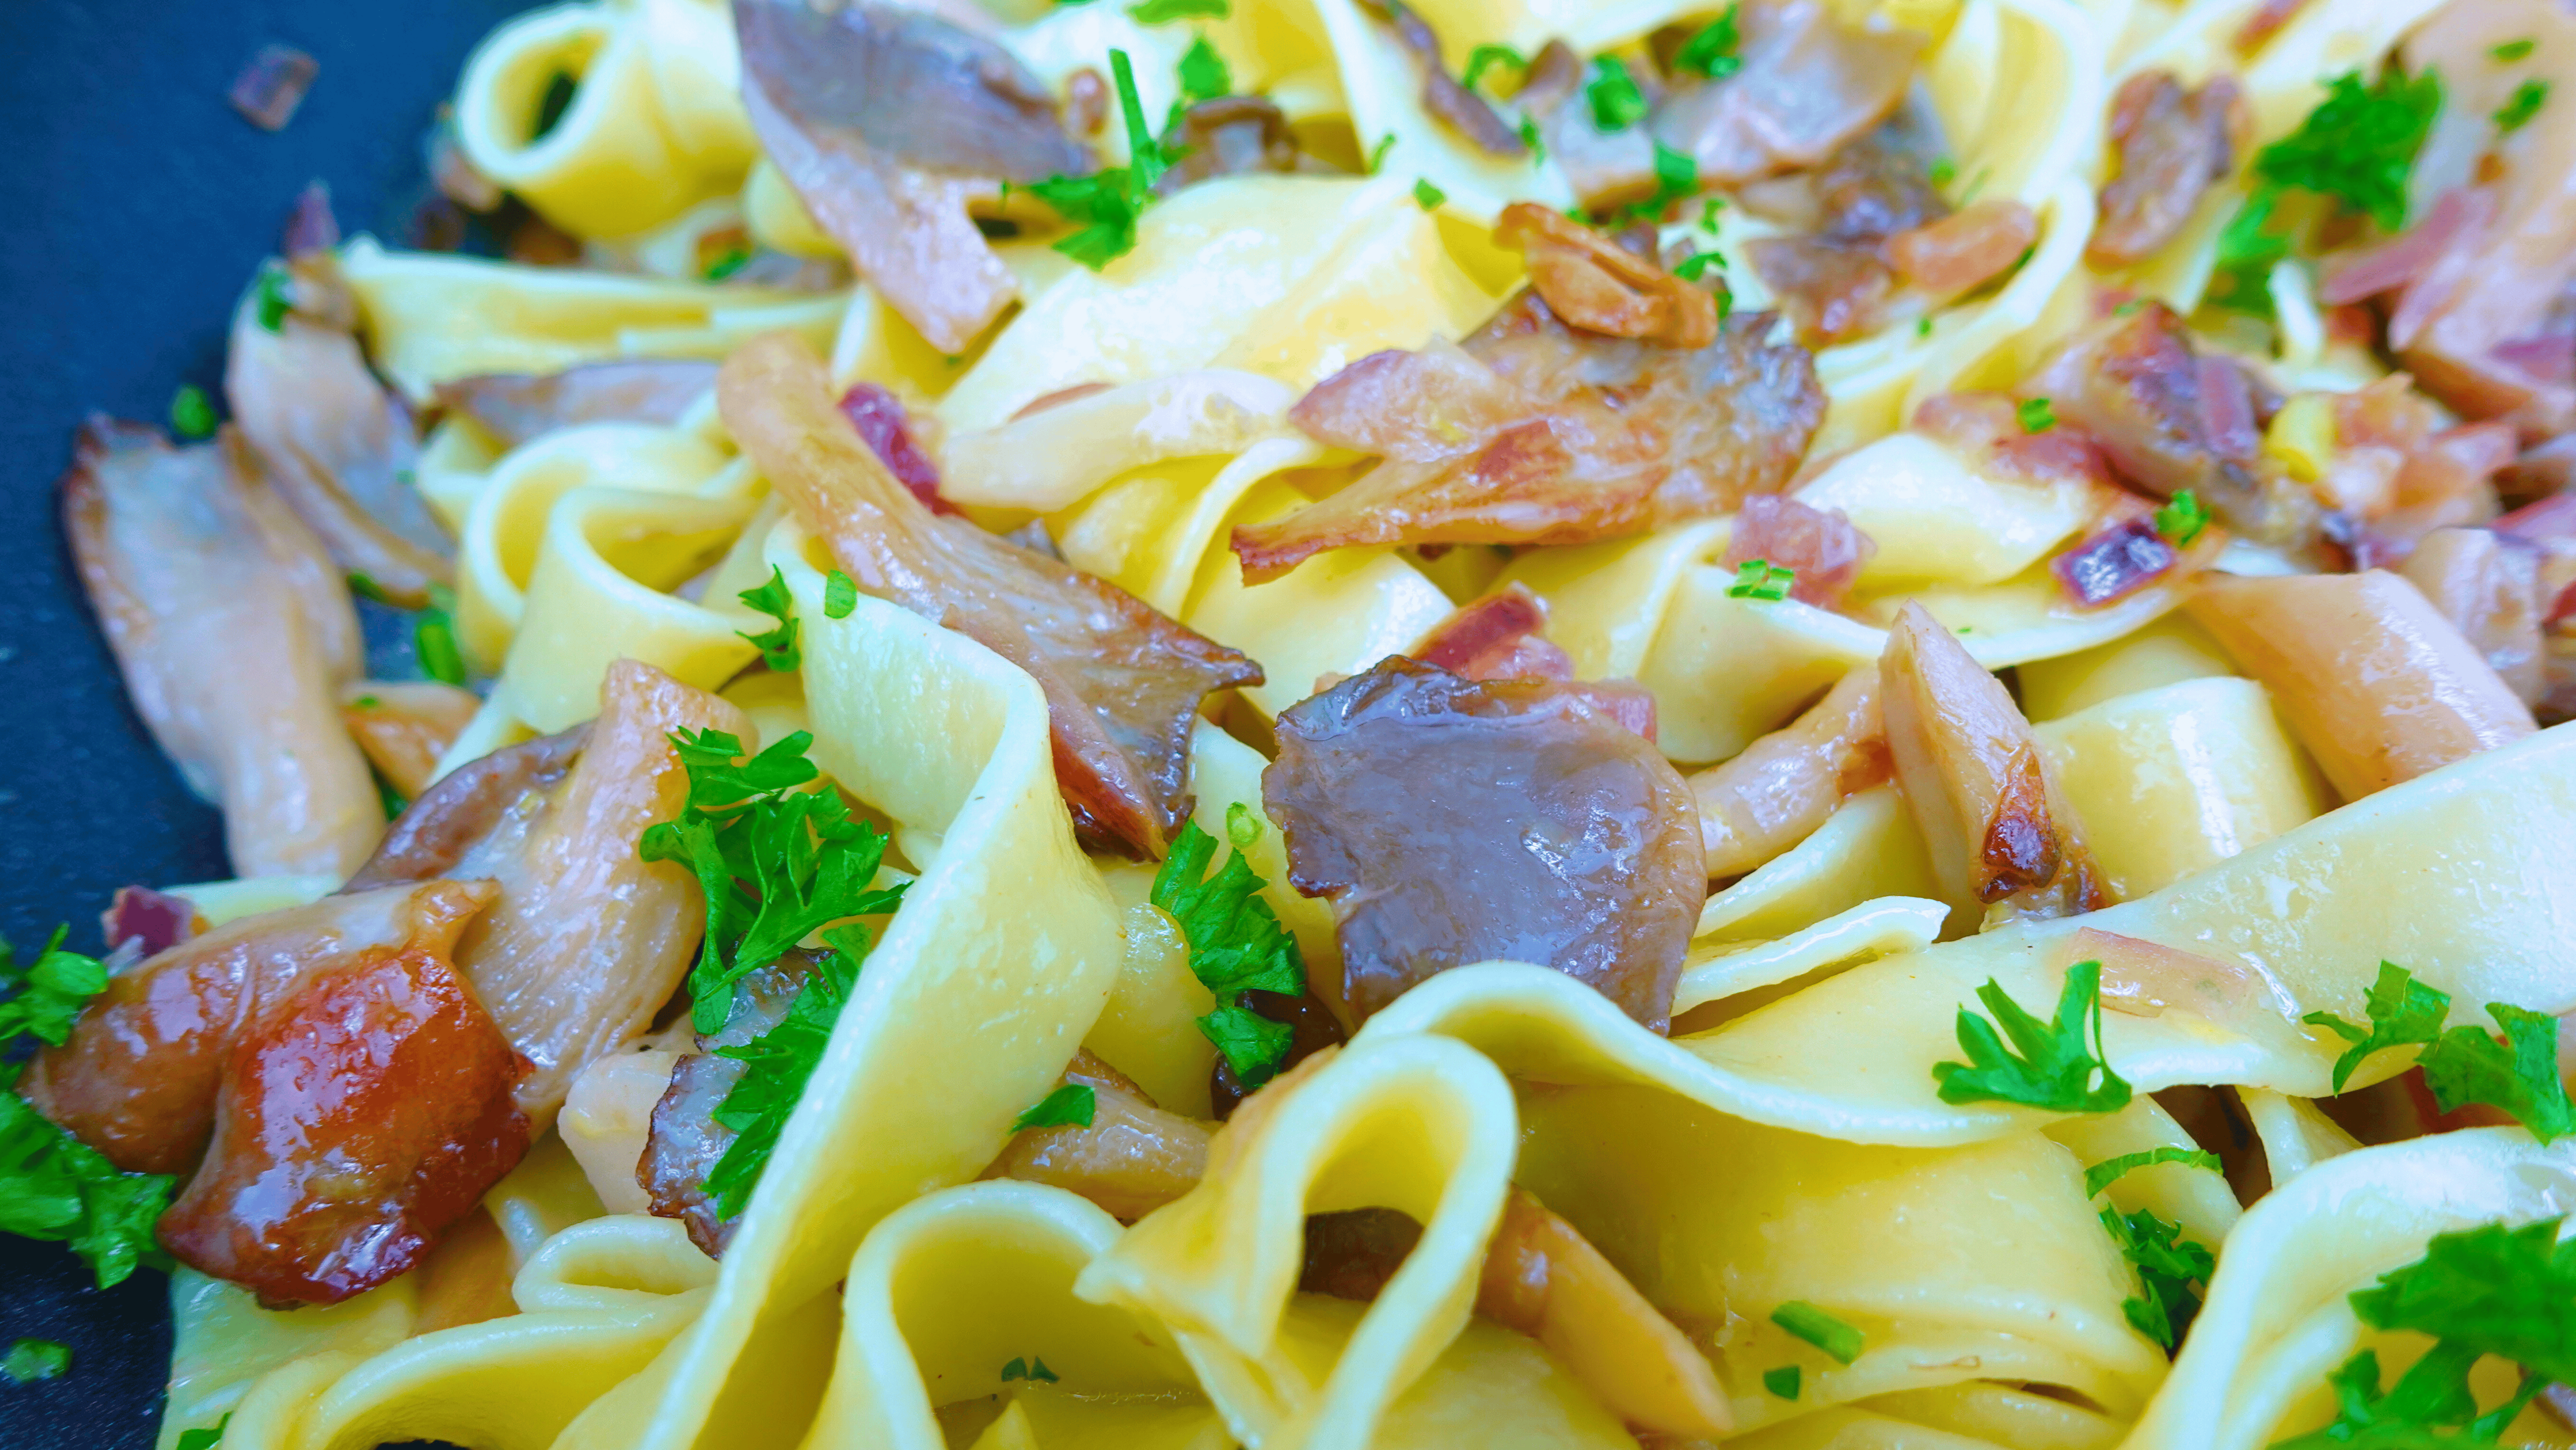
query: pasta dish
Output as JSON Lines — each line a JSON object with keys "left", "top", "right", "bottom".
{"left": 9, "top": 0, "right": 2576, "bottom": 1445}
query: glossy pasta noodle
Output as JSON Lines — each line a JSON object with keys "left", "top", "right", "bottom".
{"left": 15, "top": 0, "right": 2576, "bottom": 1447}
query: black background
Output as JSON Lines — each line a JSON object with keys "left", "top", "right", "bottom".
{"left": 1, "top": 2, "right": 525, "bottom": 1442}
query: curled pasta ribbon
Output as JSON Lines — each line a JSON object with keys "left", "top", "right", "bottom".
{"left": 2129, "top": 1129, "right": 2576, "bottom": 1450}
{"left": 806, "top": 1181, "right": 1222, "bottom": 1450}
{"left": 454, "top": 0, "right": 756, "bottom": 240}
{"left": 578, "top": 539, "right": 1126, "bottom": 1450}
{"left": 1077, "top": 1036, "right": 1525, "bottom": 1450}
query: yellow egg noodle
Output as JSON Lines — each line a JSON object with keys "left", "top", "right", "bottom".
{"left": 22, "top": 0, "right": 2576, "bottom": 1446}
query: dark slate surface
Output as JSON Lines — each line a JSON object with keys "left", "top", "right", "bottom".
{"left": 0, "top": 3, "right": 525, "bottom": 1442}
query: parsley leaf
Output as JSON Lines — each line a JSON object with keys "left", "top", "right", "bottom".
{"left": 2084, "top": 1147, "right": 2222, "bottom": 1198}
{"left": 1771, "top": 1302, "right": 1864, "bottom": 1363}
{"left": 1013, "top": 1083, "right": 1097, "bottom": 1131}
{"left": 1586, "top": 56, "right": 1647, "bottom": 130}
{"left": 1, "top": 1339, "right": 68, "bottom": 1383}
{"left": 169, "top": 385, "right": 217, "bottom": 440}
{"left": 1151, "top": 803, "right": 1306, "bottom": 1085}
{"left": 1673, "top": 250, "right": 1722, "bottom": 281}
{"left": 1929, "top": 156, "right": 1957, "bottom": 188}
{"left": 2495, "top": 39, "right": 2537, "bottom": 62}
{"left": 703, "top": 246, "right": 750, "bottom": 282}
{"left": 2101, "top": 1205, "right": 2213, "bottom": 1351}
{"left": 639, "top": 728, "right": 908, "bottom": 1033}
{"left": 1028, "top": 50, "right": 1166, "bottom": 269}
{"left": 1001, "top": 1356, "right": 1061, "bottom": 1383}
{"left": 1517, "top": 115, "right": 1546, "bottom": 163}
{"left": 2154, "top": 489, "right": 2211, "bottom": 546}
{"left": 415, "top": 583, "right": 467, "bottom": 686}
{"left": 2422, "top": 1002, "right": 2576, "bottom": 1143}
{"left": 2301, "top": 960, "right": 2533, "bottom": 1103}
{"left": 0, "top": 1092, "right": 175, "bottom": 1289}
{"left": 1726, "top": 558, "right": 1795, "bottom": 601}
{"left": 1673, "top": 5, "right": 1743, "bottom": 79}
{"left": 1933, "top": 960, "right": 2133, "bottom": 1113}
{"left": 701, "top": 923, "right": 874, "bottom": 1216}
{"left": 2018, "top": 397, "right": 2056, "bottom": 433}
{"left": 174, "top": 1417, "right": 232, "bottom": 1450}
{"left": 253, "top": 264, "right": 293, "bottom": 333}
{"left": 2496, "top": 78, "right": 2551, "bottom": 133}
{"left": 1413, "top": 177, "right": 1446, "bottom": 209}
{"left": 1763, "top": 1365, "right": 1800, "bottom": 1399}
{"left": 1462, "top": 43, "right": 1526, "bottom": 93}
{"left": 1177, "top": 35, "right": 1232, "bottom": 105}
{"left": 0, "top": 928, "right": 107, "bottom": 1051}
{"left": 1699, "top": 195, "right": 1723, "bottom": 231}
{"left": 735, "top": 565, "right": 802, "bottom": 673}
{"left": 822, "top": 569, "right": 859, "bottom": 620}
{"left": 1132, "top": 0, "right": 1225, "bottom": 19}
{"left": 2253, "top": 66, "right": 2444, "bottom": 233}
{"left": 2209, "top": 185, "right": 2291, "bottom": 316}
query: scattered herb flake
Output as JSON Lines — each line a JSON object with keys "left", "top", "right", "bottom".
{"left": 1699, "top": 195, "right": 1723, "bottom": 232}
{"left": 2496, "top": 78, "right": 2550, "bottom": 133}
{"left": 169, "top": 385, "right": 217, "bottom": 440}
{"left": 1933, "top": 960, "right": 2133, "bottom": 1113}
{"left": 1131, "top": 0, "right": 1226, "bottom": 19}
{"left": 2209, "top": 185, "right": 2291, "bottom": 316}
{"left": 1013, "top": 1082, "right": 1098, "bottom": 1131}
{"left": 823, "top": 569, "right": 859, "bottom": 620}
{"left": 735, "top": 565, "right": 802, "bottom": 673}
{"left": 1518, "top": 115, "right": 1546, "bottom": 163}
{"left": 1771, "top": 1302, "right": 1864, "bottom": 1364}
{"left": 1726, "top": 557, "right": 1794, "bottom": 601}
{"left": 2303, "top": 960, "right": 2456, "bottom": 1091}
{"left": 1463, "top": 43, "right": 1527, "bottom": 93}
{"left": 0, "top": 1092, "right": 175, "bottom": 1289}
{"left": 415, "top": 584, "right": 467, "bottom": 686}
{"left": 174, "top": 1416, "right": 232, "bottom": 1450}
{"left": 2153, "top": 489, "right": 2211, "bottom": 546}
{"left": 703, "top": 247, "right": 750, "bottom": 282}
{"left": 1027, "top": 50, "right": 1166, "bottom": 269}
{"left": 1000, "top": 1355, "right": 1062, "bottom": 1383}
{"left": 1673, "top": 5, "right": 1743, "bottom": 79}
{"left": 253, "top": 264, "right": 294, "bottom": 333}
{"left": 1915, "top": 315, "right": 1932, "bottom": 338}
{"left": 1673, "top": 250, "right": 1723, "bottom": 281}
{"left": 1762, "top": 1364, "right": 1800, "bottom": 1399}
{"left": 1369, "top": 132, "right": 1398, "bottom": 170}
{"left": 346, "top": 570, "right": 392, "bottom": 604}
{"left": 1, "top": 1339, "right": 68, "bottom": 1384}
{"left": 1586, "top": 55, "right": 1648, "bottom": 130}
{"left": 2494, "top": 38, "right": 2537, "bottom": 62}
{"left": 1929, "top": 156, "right": 1957, "bottom": 188}
{"left": 1412, "top": 177, "right": 1447, "bottom": 209}
{"left": 2018, "top": 397, "right": 2056, "bottom": 433}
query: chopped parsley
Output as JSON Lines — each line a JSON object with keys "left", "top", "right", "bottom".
{"left": 1369, "top": 132, "right": 1398, "bottom": 171}
{"left": 1586, "top": 55, "right": 1648, "bottom": 131}
{"left": 1412, "top": 177, "right": 1447, "bottom": 210}
{"left": 2495, "top": 38, "right": 2537, "bottom": 62}
{"left": 1673, "top": 250, "right": 1723, "bottom": 281}
{"left": 736, "top": 565, "right": 802, "bottom": 673}
{"left": 1151, "top": 803, "right": 1306, "bottom": 1086}
{"left": 1726, "top": 558, "right": 1795, "bottom": 601}
{"left": 640, "top": 728, "right": 908, "bottom": 1034}
{"left": 2101, "top": 1205, "right": 2214, "bottom": 1351}
{"left": 1012, "top": 1082, "right": 1097, "bottom": 1131}
{"left": 2275, "top": 1218, "right": 2576, "bottom": 1447}
{"left": 1915, "top": 316, "right": 1932, "bottom": 338}
{"left": 2496, "top": 78, "right": 2551, "bottom": 133}
{"left": 346, "top": 570, "right": 393, "bottom": 605}
{"left": 1763, "top": 1365, "right": 1801, "bottom": 1399}
{"left": 2303, "top": 963, "right": 2575, "bottom": 1141}
{"left": 416, "top": 583, "right": 467, "bottom": 686}
{"left": 1771, "top": 1302, "right": 1864, "bottom": 1364}
{"left": 169, "top": 385, "right": 216, "bottom": 440}
{"left": 1698, "top": 195, "right": 1723, "bottom": 231}
{"left": 376, "top": 773, "right": 408, "bottom": 823}
{"left": 1, "top": 928, "right": 107, "bottom": 1051}
{"left": 1, "top": 1339, "right": 68, "bottom": 1384}
{"left": 2153, "top": 489, "right": 2211, "bottom": 546}
{"left": 1933, "top": 961, "right": 2133, "bottom": 1113}
{"left": 1518, "top": 115, "right": 1546, "bottom": 163}
{"left": 0, "top": 1092, "right": 174, "bottom": 1289}
{"left": 1176, "top": 35, "right": 1231, "bottom": 110}
{"left": 1673, "top": 5, "right": 1743, "bottom": 79}
{"left": 2209, "top": 185, "right": 2292, "bottom": 315}
{"left": 1027, "top": 50, "right": 1167, "bottom": 269}
{"left": 2253, "top": 65, "right": 2445, "bottom": 233}
{"left": 702, "top": 922, "right": 874, "bottom": 1216}
{"left": 1928, "top": 156, "right": 1957, "bottom": 188}
{"left": 252, "top": 264, "right": 293, "bottom": 333}
{"left": 702, "top": 246, "right": 750, "bottom": 282}
{"left": 174, "top": 1417, "right": 231, "bottom": 1450}
{"left": 2084, "top": 1146, "right": 2222, "bottom": 1198}
{"left": 1131, "top": 0, "right": 1225, "bottom": 17}
{"left": 1462, "top": 43, "right": 1527, "bottom": 93}
{"left": 2017, "top": 397, "right": 2056, "bottom": 433}
{"left": 823, "top": 569, "right": 859, "bottom": 620}
{"left": 1001, "top": 1356, "right": 1061, "bottom": 1383}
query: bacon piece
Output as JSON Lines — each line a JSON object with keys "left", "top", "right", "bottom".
{"left": 225, "top": 186, "right": 453, "bottom": 609}
{"left": 1687, "top": 665, "right": 1886, "bottom": 878}
{"left": 434, "top": 361, "right": 720, "bottom": 450}
{"left": 1497, "top": 204, "right": 1717, "bottom": 349}
{"left": 642, "top": 950, "right": 818, "bottom": 1257}
{"left": 1264, "top": 657, "right": 1703, "bottom": 1030}
{"left": 984, "top": 1050, "right": 1213, "bottom": 1219}
{"left": 2089, "top": 72, "right": 2241, "bottom": 268}
{"left": 347, "top": 661, "right": 745, "bottom": 1127}
{"left": 1155, "top": 97, "right": 1310, "bottom": 193}
{"left": 1721, "top": 495, "right": 1875, "bottom": 608}
{"left": 340, "top": 681, "right": 482, "bottom": 800}
{"left": 1414, "top": 585, "right": 1575, "bottom": 681}
{"left": 62, "top": 420, "right": 380, "bottom": 880}
{"left": 1650, "top": 0, "right": 1922, "bottom": 185}
{"left": 1352, "top": 0, "right": 1525, "bottom": 156}
{"left": 1516, "top": 42, "right": 1660, "bottom": 211}
{"left": 22, "top": 881, "right": 523, "bottom": 1304}
{"left": 1881, "top": 602, "right": 2102, "bottom": 918}
{"left": 2399, "top": 527, "right": 2550, "bottom": 705}
{"left": 228, "top": 44, "right": 318, "bottom": 132}
{"left": 1742, "top": 118, "right": 1952, "bottom": 345}
{"left": 2051, "top": 516, "right": 2179, "bottom": 607}
{"left": 100, "top": 886, "right": 203, "bottom": 960}
{"left": 721, "top": 333, "right": 1260, "bottom": 859}
{"left": 734, "top": 0, "right": 1089, "bottom": 353}
{"left": 2188, "top": 572, "right": 2537, "bottom": 799}
{"left": 837, "top": 383, "right": 950, "bottom": 514}
{"left": 1236, "top": 293, "right": 1823, "bottom": 581}
{"left": 2035, "top": 302, "right": 2321, "bottom": 549}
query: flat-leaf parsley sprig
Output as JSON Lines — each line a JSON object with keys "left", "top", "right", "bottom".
{"left": 1027, "top": 50, "right": 1169, "bottom": 269}
{"left": 2304, "top": 961, "right": 2575, "bottom": 1141}
{"left": 1151, "top": 803, "right": 1307, "bottom": 1085}
{"left": 1933, "top": 960, "right": 2133, "bottom": 1113}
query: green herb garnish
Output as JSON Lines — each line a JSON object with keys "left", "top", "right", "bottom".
{"left": 175, "top": 1416, "right": 233, "bottom": 1450}
{"left": 169, "top": 385, "right": 217, "bottom": 440}
{"left": 2306, "top": 963, "right": 2574, "bottom": 1140}
{"left": 1933, "top": 961, "right": 2133, "bottom": 1113}
{"left": 2017, "top": 397, "right": 2056, "bottom": 433}
{"left": 1518, "top": 115, "right": 1546, "bottom": 163}
{"left": 2154, "top": 489, "right": 2210, "bottom": 546}
{"left": 1151, "top": 803, "right": 1306, "bottom": 1086}
{"left": 1001, "top": 1356, "right": 1061, "bottom": 1383}
{"left": 823, "top": 569, "right": 859, "bottom": 620}
{"left": 2102, "top": 1205, "right": 2214, "bottom": 1351}
{"left": 2084, "top": 1147, "right": 2222, "bottom": 1198}
{"left": 1027, "top": 50, "right": 1167, "bottom": 269}
{"left": 415, "top": 583, "right": 467, "bottom": 686}
{"left": 2495, "top": 39, "right": 2536, "bottom": 62}
{"left": 1771, "top": 1302, "right": 1864, "bottom": 1364}
{"left": 1462, "top": 43, "right": 1527, "bottom": 92}
{"left": 736, "top": 565, "right": 802, "bottom": 673}
{"left": 2496, "top": 78, "right": 2551, "bottom": 133}
{"left": 1131, "top": 0, "right": 1226, "bottom": 20}
{"left": 1726, "top": 558, "right": 1794, "bottom": 601}
{"left": 1673, "top": 5, "right": 1743, "bottom": 78}
{"left": 702, "top": 921, "right": 874, "bottom": 1217}
{"left": 0, "top": 1339, "right": 68, "bottom": 1384}
{"left": 0, "top": 928, "right": 107, "bottom": 1052}
{"left": 1369, "top": 132, "right": 1398, "bottom": 170}
{"left": 1586, "top": 55, "right": 1648, "bottom": 130}
{"left": 0, "top": 1093, "right": 174, "bottom": 1289}
{"left": 2254, "top": 65, "right": 2445, "bottom": 233}
{"left": 1013, "top": 1083, "right": 1098, "bottom": 1131}
{"left": 1413, "top": 177, "right": 1447, "bottom": 209}
{"left": 703, "top": 247, "right": 750, "bottom": 282}
{"left": 1763, "top": 1365, "right": 1800, "bottom": 1398}
{"left": 253, "top": 265, "right": 293, "bottom": 333}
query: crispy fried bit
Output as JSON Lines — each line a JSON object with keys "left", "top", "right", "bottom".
{"left": 1497, "top": 203, "right": 1718, "bottom": 348}
{"left": 1689, "top": 665, "right": 1888, "bottom": 878}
